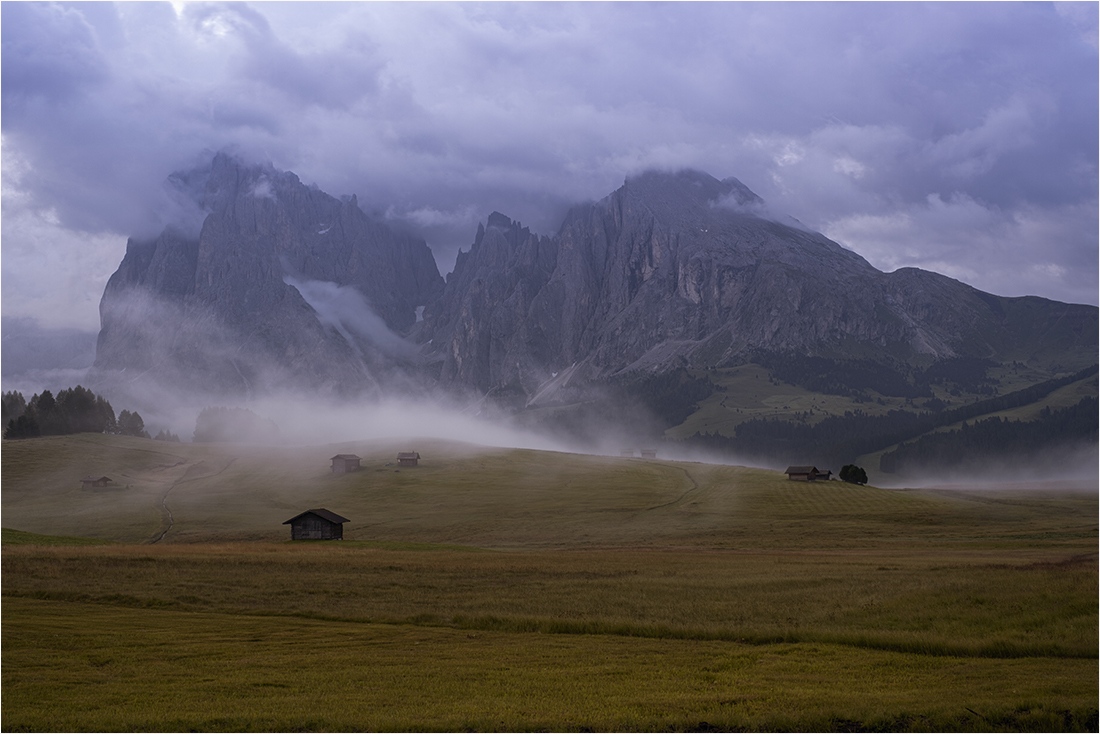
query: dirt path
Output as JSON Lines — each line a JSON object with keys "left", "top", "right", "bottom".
{"left": 646, "top": 466, "right": 700, "bottom": 511}
{"left": 149, "top": 458, "right": 237, "bottom": 544}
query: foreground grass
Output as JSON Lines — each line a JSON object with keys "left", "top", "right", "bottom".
{"left": 4, "top": 543, "right": 1096, "bottom": 659}
{"left": 3, "top": 598, "right": 1096, "bottom": 733}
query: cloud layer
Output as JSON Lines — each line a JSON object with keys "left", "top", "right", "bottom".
{"left": 3, "top": 1, "right": 1097, "bottom": 332}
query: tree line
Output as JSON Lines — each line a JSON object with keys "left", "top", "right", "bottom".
{"left": 879, "top": 396, "right": 1098, "bottom": 475}
{"left": 2, "top": 387, "right": 160, "bottom": 440}
{"left": 754, "top": 353, "right": 1006, "bottom": 400}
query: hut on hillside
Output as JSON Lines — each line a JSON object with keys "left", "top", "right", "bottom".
{"left": 397, "top": 452, "right": 420, "bottom": 467}
{"left": 784, "top": 466, "right": 830, "bottom": 481}
{"left": 283, "top": 509, "right": 350, "bottom": 540}
{"left": 80, "top": 476, "right": 113, "bottom": 488}
{"left": 330, "top": 454, "right": 361, "bottom": 473}
{"left": 620, "top": 449, "right": 635, "bottom": 457}
{"left": 640, "top": 449, "right": 658, "bottom": 459}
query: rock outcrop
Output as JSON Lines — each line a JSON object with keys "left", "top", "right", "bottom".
{"left": 94, "top": 161, "right": 1096, "bottom": 403}
{"left": 421, "top": 170, "right": 1097, "bottom": 398}
{"left": 94, "top": 153, "right": 443, "bottom": 396}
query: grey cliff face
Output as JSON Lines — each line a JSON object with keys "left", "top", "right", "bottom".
{"left": 94, "top": 161, "right": 1095, "bottom": 402}
{"left": 94, "top": 153, "right": 444, "bottom": 396}
{"left": 422, "top": 169, "right": 1097, "bottom": 397}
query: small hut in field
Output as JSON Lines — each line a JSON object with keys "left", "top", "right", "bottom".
{"left": 640, "top": 449, "right": 658, "bottom": 459}
{"left": 80, "top": 476, "right": 113, "bottom": 488}
{"left": 330, "top": 454, "right": 361, "bottom": 473}
{"left": 283, "top": 509, "right": 350, "bottom": 540}
{"left": 784, "top": 465, "right": 829, "bottom": 481}
{"left": 397, "top": 452, "right": 420, "bottom": 467}
{"left": 620, "top": 448, "right": 635, "bottom": 457}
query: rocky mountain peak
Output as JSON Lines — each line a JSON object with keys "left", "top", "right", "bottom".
{"left": 93, "top": 159, "right": 1096, "bottom": 406}
{"left": 93, "top": 153, "right": 444, "bottom": 398}
{"left": 420, "top": 170, "right": 1097, "bottom": 400}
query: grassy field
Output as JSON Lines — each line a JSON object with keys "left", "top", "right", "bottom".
{"left": 3, "top": 434, "right": 1097, "bottom": 731}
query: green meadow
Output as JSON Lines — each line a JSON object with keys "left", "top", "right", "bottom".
{"left": 3, "top": 434, "right": 1097, "bottom": 731}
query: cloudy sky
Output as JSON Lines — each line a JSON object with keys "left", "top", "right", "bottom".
{"left": 3, "top": 1, "right": 1097, "bottom": 334}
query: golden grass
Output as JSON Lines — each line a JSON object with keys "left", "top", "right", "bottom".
{"left": 4, "top": 598, "right": 1097, "bottom": 733}
{"left": 5, "top": 540, "right": 1095, "bottom": 658}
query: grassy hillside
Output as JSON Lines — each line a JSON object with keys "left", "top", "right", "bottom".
{"left": 2, "top": 432, "right": 1094, "bottom": 548}
{"left": 670, "top": 362, "right": 1098, "bottom": 439}
{"left": 3, "top": 434, "right": 1097, "bottom": 731}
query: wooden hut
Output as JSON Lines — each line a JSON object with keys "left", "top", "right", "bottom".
{"left": 396, "top": 452, "right": 420, "bottom": 467}
{"left": 640, "top": 449, "right": 658, "bottom": 459}
{"left": 620, "top": 449, "right": 635, "bottom": 457}
{"left": 330, "top": 454, "right": 361, "bottom": 473}
{"left": 785, "top": 465, "right": 827, "bottom": 481}
{"left": 283, "top": 509, "right": 350, "bottom": 540}
{"left": 80, "top": 476, "right": 113, "bottom": 488}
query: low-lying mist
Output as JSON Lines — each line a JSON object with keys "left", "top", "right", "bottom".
{"left": 874, "top": 442, "right": 1099, "bottom": 492}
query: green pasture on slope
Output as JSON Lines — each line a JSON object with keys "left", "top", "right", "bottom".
{"left": 669, "top": 365, "right": 1098, "bottom": 450}
{"left": 3, "top": 433, "right": 1096, "bottom": 550}
{"left": 3, "top": 435, "right": 1097, "bottom": 731}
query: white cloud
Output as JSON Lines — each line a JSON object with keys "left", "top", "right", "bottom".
{"left": 248, "top": 178, "right": 274, "bottom": 199}
{"left": 823, "top": 195, "right": 1099, "bottom": 305}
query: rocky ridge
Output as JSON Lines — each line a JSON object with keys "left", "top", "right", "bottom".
{"left": 420, "top": 170, "right": 1097, "bottom": 400}
{"left": 93, "top": 159, "right": 1096, "bottom": 405}
{"left": 94, "top": 153, "right": 443, "bottom": 396}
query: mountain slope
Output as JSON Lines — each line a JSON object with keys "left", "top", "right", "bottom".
{"left": 93, "top": 153, "right": 443, "bottom": 396}
{"left": 422, "top": 170, "right": 1097, "bottom": 400}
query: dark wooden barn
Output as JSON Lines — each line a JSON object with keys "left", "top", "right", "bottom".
{"left": 397, "top": 452, "right": 420, "bottom": 467}
{"left": 80, "top": 476, "right": 113, "bottom": 488}
{"left": 330, "top": 454, "right": 361, "bottom": 473}
{"left": 784, "top": 466, "right": 830, "bottom": 481}
{"left": 283, "top": 509, "right": 351, "bottom": 540}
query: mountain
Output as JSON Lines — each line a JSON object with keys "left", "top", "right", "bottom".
{"left": 93, "top": 153, "right": 443, "bottom": 396}
{"left": 420, "top": 170, "right": 1097, "bottom": 403}
{"left": 91, "top": 157, "right": 1095, "bottom": 465}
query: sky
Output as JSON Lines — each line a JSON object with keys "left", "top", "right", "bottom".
{"left": 3, "top": 1, "right": 1098, "bottom": 335}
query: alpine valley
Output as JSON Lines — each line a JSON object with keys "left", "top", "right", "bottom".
{"left": 91, "top": 154, "right": 1098, "bottom": 478}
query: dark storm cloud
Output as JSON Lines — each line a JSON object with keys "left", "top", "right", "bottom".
{"left": 2, "top": 1, "right": 1096, "bottom": 332}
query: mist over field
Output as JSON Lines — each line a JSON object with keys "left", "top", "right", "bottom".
{"left": 3, "top": 7, "right": 1098, "bottom": 733}
{"left": 2, "top": 2, "right": 1096, "bottom": 490}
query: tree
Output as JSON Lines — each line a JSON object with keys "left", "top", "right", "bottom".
{"left": 117, "top": 410, "right": 150, "bottom": 438}
{"left": 1, "top": 386, "right": 123, "bottom": 439}
{"left": 32, "top": 390, "right": 60, "bottom": 434}
{"left": 840, "top": 464, "right": 868, "bottom": 485}
{"left": 4, "top": 410, "right": 40, "bottom": 439}
{"left": 2, "top": 391, "right": 26, "bottom": 424}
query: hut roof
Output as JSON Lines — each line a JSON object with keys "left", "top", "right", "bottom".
{"left": 283, "top": 508, "right": 351, "bottom": 525}
{"left": 784, "top": 466, "right": 818, "bottom": 475}
{"left": 397, "top": 452, "right": 420, "bottom": 460}
{"left": 330, "top": 454, "right": 361, "bottom": 460}
{"left": 81, "top": 475, "right": 112, "bottom": 483}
